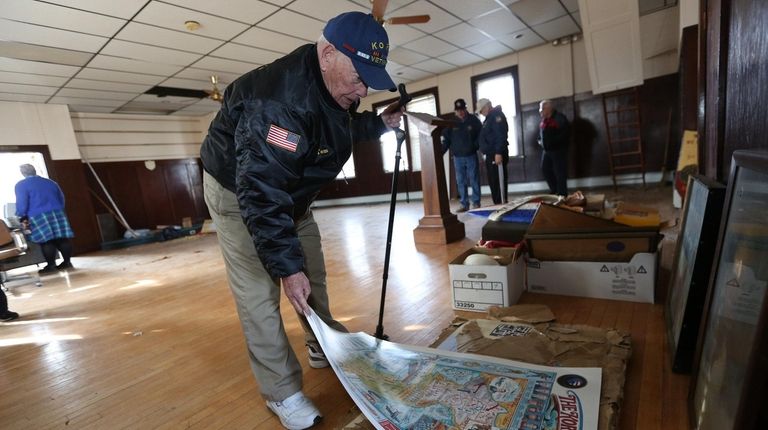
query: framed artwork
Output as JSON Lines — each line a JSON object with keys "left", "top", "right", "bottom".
{"left": 689, "top": 150, "right": 768, "bottom": 429}
{"left": 665, "top": 174, "right": 725, "bottom": 373}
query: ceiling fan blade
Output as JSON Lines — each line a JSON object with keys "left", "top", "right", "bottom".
{"left": 371, "top": 0, "right": 389, "bottom": 21}
{"left": 386, "top": 15, "right": 430, "bottom": 25}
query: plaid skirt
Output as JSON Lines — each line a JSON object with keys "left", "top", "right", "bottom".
{"left": 29, "top": 209, "right": 75, "bottom": 243}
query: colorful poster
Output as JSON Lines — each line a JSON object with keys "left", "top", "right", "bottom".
{"left": 307, "top": 311, "right": 601, "bottom": 430}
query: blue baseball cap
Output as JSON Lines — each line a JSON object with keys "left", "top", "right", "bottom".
{"left": 323, "top": 12, "right": 396, "bottom": 91}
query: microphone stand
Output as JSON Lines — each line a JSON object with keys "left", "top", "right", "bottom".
{"left": 374, "top": 83, "right": 412, "bottom": 341}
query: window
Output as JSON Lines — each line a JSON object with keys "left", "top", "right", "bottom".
{"left": 472, "top": 67, "right": 521, "bottom": 156}
{"left": 375, "top": 91, "right": 438, "bottom": 173}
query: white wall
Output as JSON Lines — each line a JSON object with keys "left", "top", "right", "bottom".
{"left": 361, "top": 6, "right": 680, "bottom": 113}
{"left": 71, "top": 112, "right": 209, "bottom": 162}
{"left": 0, "top": 102, "right": 80, "bottom": 160}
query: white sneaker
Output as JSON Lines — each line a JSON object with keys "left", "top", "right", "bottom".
{"left": 266, "top": 392, "right": 322, "bottom": 430}
{"left": 306, "top": 341, "right": 329, "bottom": 369}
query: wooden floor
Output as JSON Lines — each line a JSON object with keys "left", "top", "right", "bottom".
{"left": 1, "top": 186, "right": 689, "bottom": 429}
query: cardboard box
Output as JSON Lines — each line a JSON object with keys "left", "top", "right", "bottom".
{"left": 526, "top": 204, "right": 661, "bottom": 261}
{"left": 449, "top": 247, "right": 525, "bottom": 312}
{"left": 526, "top": 252, "right": 657, "bottom": 303}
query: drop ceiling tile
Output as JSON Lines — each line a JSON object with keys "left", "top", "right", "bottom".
{"left": 469, "top": 9, "right": 526, "bottom": 38}
{"left": 386, "top": 25, "right": 428, "bottom": 49}
{"left": 403, "top": 36, "right": 457, "bottom": 57}
{"left": 174, "top": 68, "right": 241, "bottom": 84}
{"left": 257, "top": 9, "right": 325, "bottom": 42}
{"left": 234, "top": 27, "right": 308, "bottom": 54}
{"left": 0, "top": 82, "right": 58, "bottom": 96}
{"left": 88, "top": 54, "right": 185, "bottom": 76}
{"left": 0, "top": 41, "right": 93, "bottom": 67}
{"left": 410, "top": 58, "right": 455, "bottom": 74}
{"left": 390, "top": 66, "right": 432, "bottom": 82}
{"left": 42, "top": 0, "right": 148, "bottom": 19}
{"left": 533, "top": 15, "right": 581, "bottom": 41}
{"left": 133, "top": 2, "right": 249, "bottom": 41}
{"left": 160, "top": 77, "right": 219, "bottom": 91}
{"left": 509, "top": 0, "right": 569, "bottom": 26}
{"left": 437, "top": 0, "right": 502, "bottom": 20}
{"left": 561, "top": 0, "right": 580, "bottom": 13}
{"left": 210, "top": 43, "right": 283, "bottom": 65}
{"left": 287, "top": 0, "right": 369, "bottom": 22}
{"left": 0, "top": 18, "right": 108, "bottom": 53}
{"left": 1, "top": 0, "right": 126, "bottom": 37}
{"left": 388, "top": 2, "right": 461, "bottom": 33}
{"left": 433, "top": 23, "right": 492, "bottom": 48}
{"left": 499, "top": 28, "right": 546, "bottom": 51}
{"left": 100, "top": 39, "right": 203, "bottom": 66}
{"left": 440, "top": 49, "right": 485, "bottom": 67}
{"left": 0, "top": 57, "right": 81, "bottom": 77}
{"left": 0, "top": 92, "right": 53, "bottom": 103}
{"left": 470, "top": 40, "right": 515, "bottom": 59}
{"left": 162, "top": 0, "right": 279, "bottom": 24}
{"left": 349, "top": 0, "right": 412, "bottom": 11}
{"left": 67, "top": 105, "right": 117, "bottom": 113}
{"left": 0, "top": 71, "right": 69, "bottom": 86}
{"left": 387, "top": 48, "right": 429, "bottom": 66}
{"left": 49, "top": 96, "right": 127, "bottom": 107}
{"left": 115, "top": 22, "right": 223, "bottom": 54}
{"left": 76, "top": 68, "right": 165, "bottom": 85}
{"left": 133, "top": 94, "right": 200, "bottom": 104}
{"left": 65, "top": 78, "right": 152, "bottom": 94}
{"left": 190, "top": 57, "right": 258, "bottom": 75}
{"left": 57, "top": 88, "right": 137, "bottom": 100}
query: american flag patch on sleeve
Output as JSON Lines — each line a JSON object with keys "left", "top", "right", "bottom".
{"left": 266, "top": 124, "right": 301, "bottom": 152}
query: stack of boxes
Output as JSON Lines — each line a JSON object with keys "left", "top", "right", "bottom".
{"left": 449, "top": 194, "right": 662, "bottom": 311}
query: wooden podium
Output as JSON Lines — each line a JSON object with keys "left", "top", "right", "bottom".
{"left": 406, "top": 111, "right": 465, "bottom": 244}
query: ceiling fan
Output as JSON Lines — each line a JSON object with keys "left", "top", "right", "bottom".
{"left": 145, "top": 75, "right": 223, "bottom": 102}
{"left": 370, "top": 0, "right": 430, "bottom": 26}
{"left": 207, "top": 75, "right": 223, "bottom": 102}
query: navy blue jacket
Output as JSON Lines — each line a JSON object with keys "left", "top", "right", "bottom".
{"left": 200, "top": 44, "right": 386, "bottom": 278}
{"left": 478, "top": 106, "right": 509, "bottom": 156}
{"left": 441, "top": 113, "right": 482, "bottom": 157}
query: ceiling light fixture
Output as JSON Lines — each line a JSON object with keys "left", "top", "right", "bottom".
{"left": 184, "top": 20, "right": 201, "bottom": 31}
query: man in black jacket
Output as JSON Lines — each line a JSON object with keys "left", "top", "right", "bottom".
{"left": 477, "top": 98, "right": 510, "bottom": 204}
{"left": 539, "top": 100, "right": 571, "bottom": 196}
{"left": 442, "top": 98, "right": 483, "bottom": 212}
{"left": 200, "top": 11, "right": 402, "bottom": 429}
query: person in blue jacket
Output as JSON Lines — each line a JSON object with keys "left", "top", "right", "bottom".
{"left": 477, "top": 98, "right": 510, "bottom": 204}
{"left": 14, "top": 164, "right": 74, "bottom": 275}
{"left": 442, "top": 98, "right": 483, "bottom": 212}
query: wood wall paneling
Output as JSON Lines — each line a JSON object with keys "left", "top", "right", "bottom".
{"left": 702, "top": 0, "right": 730, "bottom": 181}
{"left": 679, "top": 26, "right": 700, "bottom": 134}
{"left": 721, "top": 0, "right": 768, "bottom": 177}
{"left": 49, "top": 160, "right": 101, "bottom": 254}
{"left": 86, "top": 159, "right": 209, "bottom": 236}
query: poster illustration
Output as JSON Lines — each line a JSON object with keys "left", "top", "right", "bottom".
{"left": 307, "top": 311, "right": 601, "bottom": 430}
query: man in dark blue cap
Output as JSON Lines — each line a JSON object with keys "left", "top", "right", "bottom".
{"left": 442, "top": 98, "right": 483, "bottom": 212}
{"left": 200, "top": 11, "right": 403, "bottom": 429}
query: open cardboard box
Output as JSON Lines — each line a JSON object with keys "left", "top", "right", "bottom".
{"left": 526, "top": 252, "right": 658, "bottom": 303}
{"left": 448, "top": 246, "right": 525, "bottom": 312}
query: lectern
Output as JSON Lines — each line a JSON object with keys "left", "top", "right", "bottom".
{"left": 406, "top": 111, "right": 465, "bottom": 244}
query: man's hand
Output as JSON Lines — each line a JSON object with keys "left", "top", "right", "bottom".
{"left": 282, "top": 272, "right": 311, "bottom": 315}
{"left": 494, "top": 154, "right": 503, "bottom": 165}
{"left": 380, "top": 100, "right": 404, "bottom": 129}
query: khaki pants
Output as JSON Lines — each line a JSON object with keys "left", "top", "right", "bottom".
{"left": 203, "top": 171, "right": 344, "bottom": 401}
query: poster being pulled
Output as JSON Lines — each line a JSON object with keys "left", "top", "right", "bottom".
{"left": 307, "top": 311, "right": 601, "bottom": 430}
